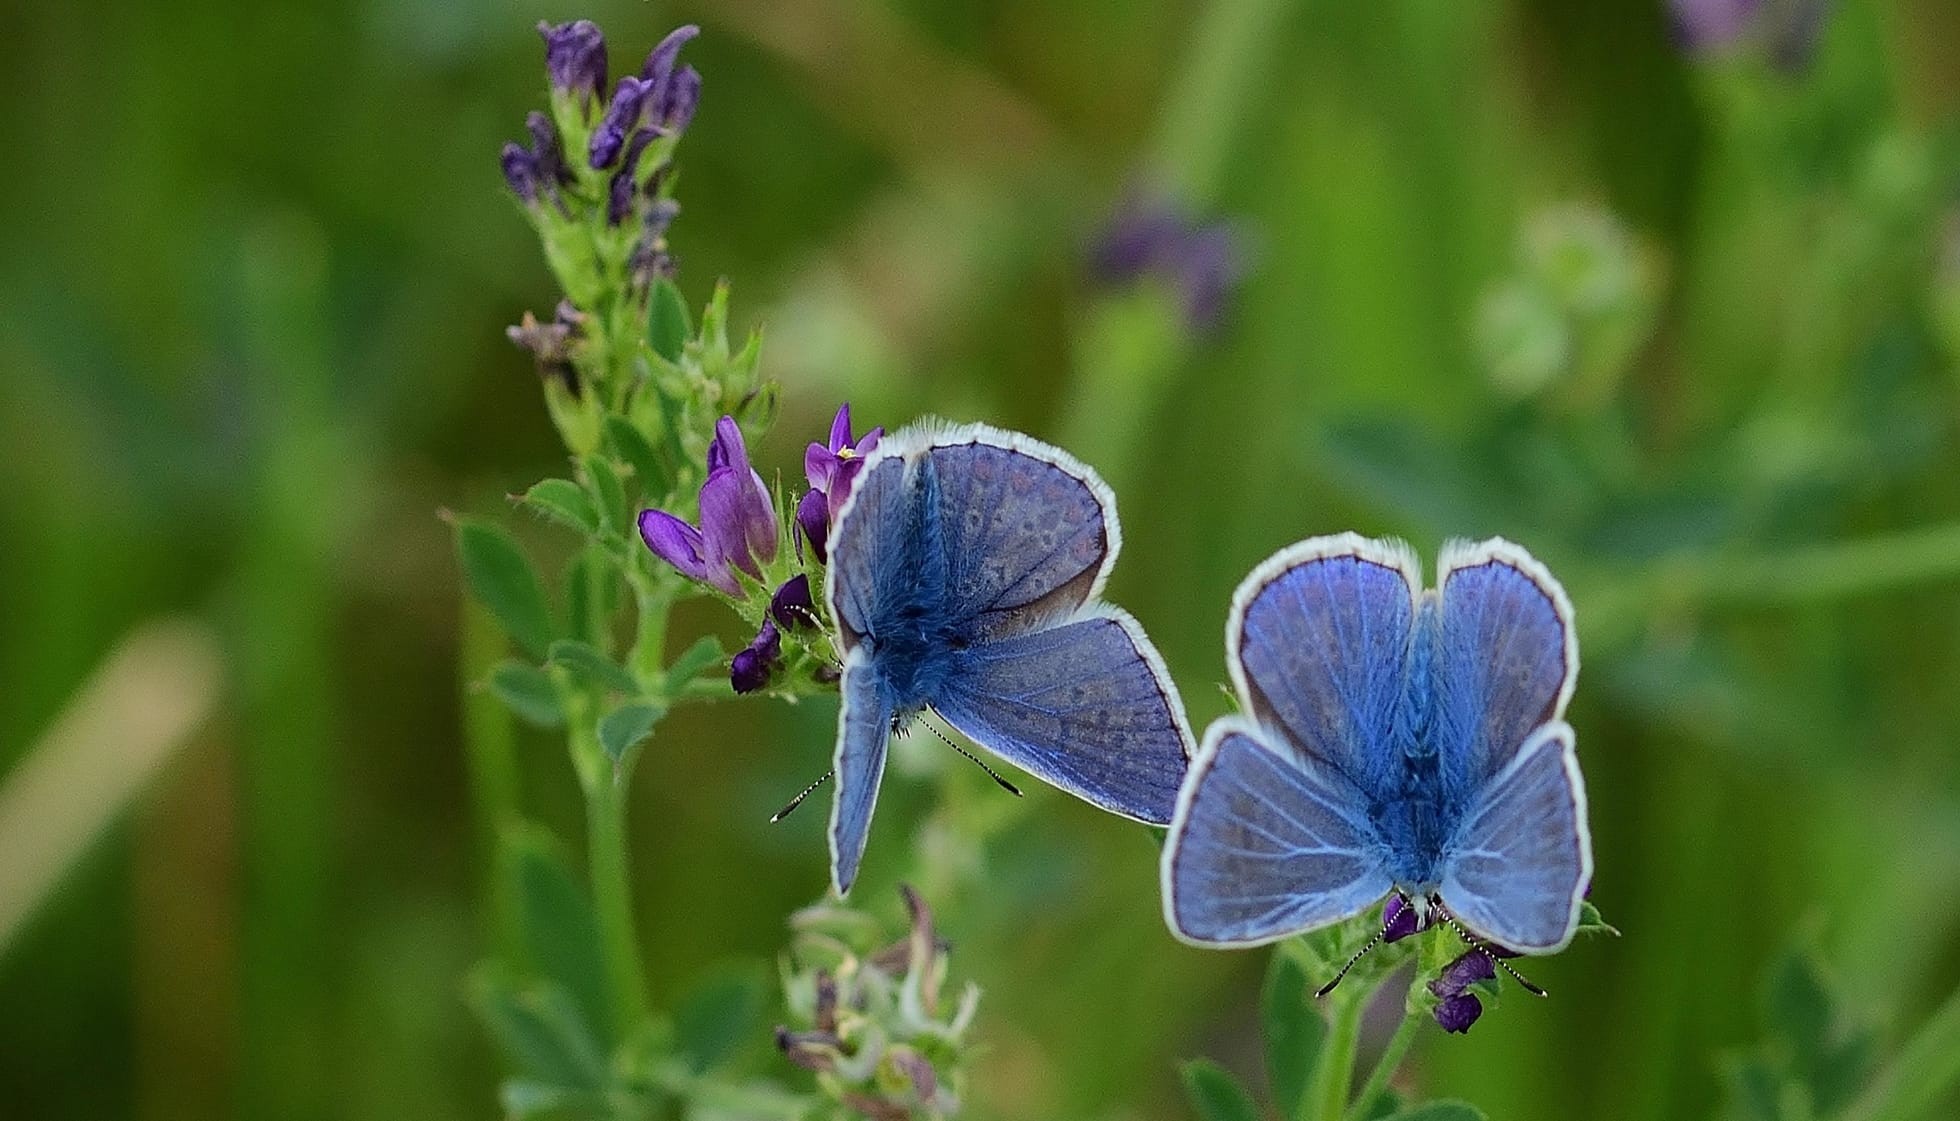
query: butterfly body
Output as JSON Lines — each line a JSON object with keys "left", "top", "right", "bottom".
{"left": 824, "top": 422, "right": 1194, "bottom": 894}
{"left": 1163, "top": 533, "right": 1590, "bottom": 953}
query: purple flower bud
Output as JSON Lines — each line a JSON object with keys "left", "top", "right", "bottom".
{"left": 590, "top": 76, "right": 651, "bottom": 168}
{"left": 795, "top": 488, "right": 830, "bottom": 563}
{"left": 1435, "top": 993, "right": 1483, "bottom": 1033}
{"left": 640, "top": 25, "right": 699, "bottom": 91}
{"left": 731, "top": 619, "right": 781, "bottom": 693}
{"left": 1089, "top": 187, "right": 1243, "bottom": 335}
{"left": 1382, "top": 894, "right": 1425, "bottom": 943}
{"left": 770, "top": 574, "right": 817, "bottom": 630}
{"left": 661, "top": 65, "right": 701, "bottom": 133}
{"left": 774, "top": 1025, "right": 842, "bottom": 1072}
{"left": 500, "top": 143, "right": 539, "bottom": 203}
{"left": 1427, "top": 950, "right": 1497, "bottom": 1000}
{"left": 539, "top": 19, "right": 608, "bottom": 104}
{"left": 607, "top": 129, "right": 657, "bottom": 226}
{"left": 639, "top": 509, "right": 741, "bottom": 596}
{"left": 525, "top": 112, "right": 572, "bottom": 187}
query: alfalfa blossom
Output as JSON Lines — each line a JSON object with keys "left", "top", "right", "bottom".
{"left": 639, "top": 416, "right": 779, "bottom": 596}
{"left": 797, "top": 404, "right": 883, "bottom": 563}
{"left": 590, "top": 25, "right": 701, "bottom": 169}
{"left": 538, "top": 19, "right": 607, "bottom": 107}
{"left": 1090, "top": 188, "right": 1244, "bottom": 333}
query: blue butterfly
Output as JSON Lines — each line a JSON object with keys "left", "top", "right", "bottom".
{"left": 822, "top": 422, "right": 1195, "bottom": 895}
{"left": 1161, "top": 533, "right": 1591, "bottom": 954}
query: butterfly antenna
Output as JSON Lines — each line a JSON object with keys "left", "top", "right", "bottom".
{"left": 920, "top": 715, "right": 1022, "bottom": 797}
{"left": 1433, "top": 902, "right": 1548, "bottom": 997}
{"left": 1316, "top": 917, "right": 1392, "bottom": 998}
{"left": 769, "top": 769, "right": 833, "bottom": 823}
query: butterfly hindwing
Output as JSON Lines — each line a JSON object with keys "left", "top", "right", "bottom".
{"left": 828, "top": 648, "right": 894, "bottom": 896}
{"left": 1436, "top": 721, "right": 1591, "bottom": 952}
{"left": 932, "top": 606, "right": 1191, "bottom": 824}
{"left": 1162, "top": 718, "right": 1394, "bottom": 947}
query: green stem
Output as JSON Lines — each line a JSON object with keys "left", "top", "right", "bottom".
{"left": 1665, "top": 522, "right": 1960, "bottom": 606}
{"left": 1843, "top": 982, "right": 1960, "bottom": 1121}
{"left": 577, "top": 717, "right": 650, "bottom": 1035}
{"left": 1346, "top": 1009, "right": 1422, "bottom": 1121}
{"left": 1149, "top": 0, "right": 1297, "bottom": 208}
{"left": 1310, "top": 991, "right": 1367, "bottom": 1121}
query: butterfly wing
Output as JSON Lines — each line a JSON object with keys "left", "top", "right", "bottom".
{"left": 931, "top": 606, "right": 1192, "bottom": 824}
{"left": 1161, "top": 717, "right": 1393, "bottom": 946}
{"left": 1431, "top": 537, "right": 1577, "bottom": 792}
{"left": 1437, "top": 721, "right": 1591, "bottom": 952}
{"left": 828, "top": 648, "right": 894, "bottom": 896}
{"left": 1228, "top": 534, "right": 1421, "bottom": 794}
{"left": 916, "top": 426, "right": 1116, "bottom": 637}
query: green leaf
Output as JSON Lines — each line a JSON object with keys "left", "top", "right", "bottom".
{"left": 501, "top": 826, "right": 611, "bottom": 1048}
{"left": 1261, "top": 949, "right": 1324, "bottom": 1119}
{"left": 605, "top": 416, "right": 668, "bottom": 502}
{"left": 548, "top": 639, "right": 640, "bottom": 697}
{"left": 489, "top": 661, "right": 564, "bottom": 728}
{"left": 498, "top": 1080, "right": 608, "bottom": 1119}
{"left": 1379, "top": 1101, "right": 1488, "bottom": 1121}
{"left": 648, "top": 279, "right": 691, "bottom": 363}
{"left": 1363, "top": 1088, "right": 1405, "bottom": 1120}
{"left": 581, "top": 453, "right": 629, "bottom": 536}
{"left": 665, "top": 635, "right": 726, "bottom": 694}
{"left": 519, "top": 479, "right": 600, "bottom": 536}
{"left": 1575, "top": 900, "right": 1621, "bottom": 937}
{"left": 599, "top": 701, "right": 665, "bottom": 763}
{"left": 467, "top": 967, "right": 607, "bottom": 1091}
{"left": 457, "top": 519, "right": 558, "bottom": 659}
{"left": 1180, "top": 1060, "right": 1260, "bottom": 1121}
{"left": 672, "top": 961, "right": 771, "bottom": 1074}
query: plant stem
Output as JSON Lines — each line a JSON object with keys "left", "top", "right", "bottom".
{"left": 1843, "top": 981, "right": 1960, "bottom": 1121}
{"left": 460, "top": 600, "right": 524, "bottom": 962}
{"left": 1347, "top": 1009, "right": 1422, "bottom": 1120}
{"left": 1150, "top": 0, "right": 1296, "bottom": 208}
{"left": 1310, "top": 991, "right": 1367, "bottom": 1121}
{"left": 1666, "top": 521, "right": 1960, "bottom": 606}
{"left": 579, "top": 720, "right": 650, "bottom": 1035}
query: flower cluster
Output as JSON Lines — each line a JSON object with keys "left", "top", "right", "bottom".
{"left": 637, "top": 403, "right": 876, "bottom": 694}
{"left": 776, "top": 887, "right": 979, "bottom": 1118}
{"left": 1090, "top": 188, "right": 1243, "bottom": 333}
{"left": 1669, "top": 0, "right": 1830, "bottom": 69}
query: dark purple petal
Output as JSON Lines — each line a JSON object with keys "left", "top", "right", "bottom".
{"left": 856, "top": 427, "right": 883, "bottom": 457}
{"left": 1178, "top": 225, "right": 1241, "bottom": 333}
{"left": 796, "top": 488, "right": 830, "bottom": 563}
{"left": 826, "top": 404, "right": 855, "bottom": 452}
{"left": 525, "top": 112, "right": 571, "bottom": 186}
{"left": 539, "top": 19, "right": 607, "bottom": 103}
{"left": 500, "top": 143, "right": 539, "bottom": 203}
{"left": 710, "top": 415, "right": 748, "bottom": 473}
{"left": 1428, "top": 951, "right": 1497, "bottom": 999}
{"left": 770, "top": 574, "right": 817, "bottom": 630}
{"left": 607, "top": 129, "right": 657, "bottom": 225}
{"left": 731, "top": 620, "right": 781, "bottom": 693}
{"left": 1382, "top": 894, "right": 1424, "bottom": 944}
{"left": 1435, "top": 993, "right": 1483, "bottom": 1034}
{"left": 589, "top": 76, "right": 651, "bottom": 168}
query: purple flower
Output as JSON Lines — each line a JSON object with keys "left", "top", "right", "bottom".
{"left": 1669, "top": 0, "right": 1765, "bottom": 52}
{"left": 589, "top": 26, "right": 701, "bottom": 169}
{"left": 627, "top": 199, "right": 682, "bottom": 293}
{"left": 607, "top": 129, "right": 658, "bottom": 226}
{"left": 590, "top": 76, "right": 652, "bottom": 169}
{"left": 770, "top": 574, "right": 817, "bottom": 630}
{"left": 538, "top": 19, "right": 607, "bottom": 105}
{"left": 1382, "top": 894, "right": 1426, "bottom": 944}
{"left": 502, "top": 113, "right": 572, "bottom": 208}
{"left": 1090, "top": 188, "right": 1243, "bottom": 333}
{"left": 731, "top": 619, "right": 781, "bottom": 693}
{"left": 638, "top": 416, "right": 779, "bottom": 595}
{"left": 1435, "top": 993, "right": 1483, "bottom": 1033}
{"left": 1428, "top": 950, "right": 1497, "bottom": 999}
{"left": 798, "top": 404, "right": 883, "bottom": 562}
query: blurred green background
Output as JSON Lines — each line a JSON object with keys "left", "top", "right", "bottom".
{"left": 6, "top": 0, "right": 1960, "bottom": 1118}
